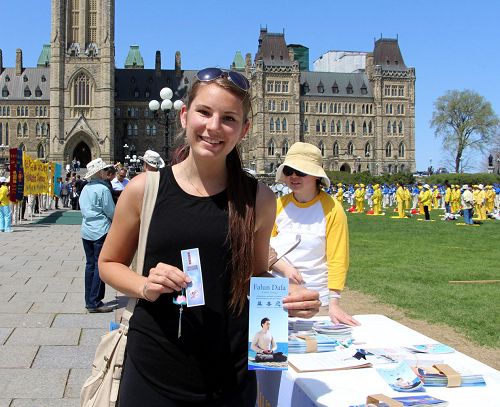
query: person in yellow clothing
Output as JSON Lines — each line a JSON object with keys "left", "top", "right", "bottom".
{"left": 431, "top": 185, "right": 439, "bottom": 210}
{"left": 395, "top": 182, "right": 407, "bottom": 218}
{"left": 451, "top": 185, "right": 461, "bottom": 213}
{"left": 335, "top": 182, "right": 344, "bottom": 205}
{"left": 417, "top": 185, "right": 425, "bottom": 214}
{"left": 444, "top": 182, "right": 452, "bottom": 213}
{"left": 371, "top": 184, "right": 383, "bottom": 215}
{"left": 485, "top": 185, "right": 495, "bottom": 214}
{"left": 420, "top": 184, "right": 432, "bottom": 221}
{"left": 477, "top": 184, "right": 487, "bottom": 220}
{"left": 270, "top": 142, "right": 359, "bottom": 326}
{"left": 355, "top": 184, "right": 365, "bottom": 213}
{"left": 404, "top": 185, "right": 411, "bottom": 213}
{"left": 0, "top": 177, "right": 13, "bottom": 233}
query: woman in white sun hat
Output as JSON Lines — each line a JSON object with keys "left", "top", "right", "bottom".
{"left": 270, "top": 142, "right": 359, "bottom": 326}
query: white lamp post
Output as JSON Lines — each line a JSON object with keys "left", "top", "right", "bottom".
{"left": 149, "top": 87, "right": 184, "bottom": 163}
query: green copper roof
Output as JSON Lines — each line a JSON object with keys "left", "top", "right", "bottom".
{"left": 125, "top": 45, "right": 144, "bottom": 69}
{"left": 232, "top": 51, "right": 245, "bottom": 70}
{"left": 37, "top": 44, "right": 51, "bottom": 67}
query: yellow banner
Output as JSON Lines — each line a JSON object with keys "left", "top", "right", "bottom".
{"left": 23, "top": 153, "right": 51, "bottom": 195}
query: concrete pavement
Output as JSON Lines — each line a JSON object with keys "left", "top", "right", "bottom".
{"left": 0, "top": 210, "right": 119, "bottom": 406}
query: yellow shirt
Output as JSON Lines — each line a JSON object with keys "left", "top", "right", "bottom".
{"left": 420, "top": 190, "right": 432, "bottom": 206}
{"left": 0, "top": 185, "right": 10, "bottom": 206}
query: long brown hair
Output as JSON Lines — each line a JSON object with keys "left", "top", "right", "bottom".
{"left": 172, "top": 74, "right": 255, "bottom": 315}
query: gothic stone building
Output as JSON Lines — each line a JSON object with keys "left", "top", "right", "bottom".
{"left": 0, "top": 2, "right": 415, "bottom": 176}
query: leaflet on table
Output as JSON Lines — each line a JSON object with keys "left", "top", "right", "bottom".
{"left": 248, "top": 277, "right": 289, "bottom": 371}
{"left": 349, "top": 395, "right": 449, "bottom": 407}
{"left": 413, "top": 365, "right": 486, "bottom": 387}
{"left": 405, "top": 344, "right": 455, "bottom": 354}
{"left": 288, "top": 347, "right": 371, "bottom": 372}
{"left": 361, "top": 347, "right": 444, "bottom": 367}
{"left": 376, "top": 361, "right": 426, "bottom": 392}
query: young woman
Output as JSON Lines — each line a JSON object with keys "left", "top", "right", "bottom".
{"left": 269, "top": 142, "right": 359, "bottom": 326}
{"left": 98, "top": 68, "right": 320, "bottom": 406}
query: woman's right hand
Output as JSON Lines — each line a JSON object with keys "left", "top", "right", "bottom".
{"left": 144, "top": 262, "right": 192, "bottom": 301}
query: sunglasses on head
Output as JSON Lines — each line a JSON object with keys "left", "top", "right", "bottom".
{"left": 196, "top": 68, "right": 250, "bottom": 92}
{"left": 282, "top": 166, "right": 307, "bottom": 177}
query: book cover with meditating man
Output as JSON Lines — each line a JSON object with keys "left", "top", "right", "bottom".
{"left": 248, "top": 277, "right": 289, "bottom": 371}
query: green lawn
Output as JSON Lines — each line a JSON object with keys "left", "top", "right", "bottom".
{"left": 346, "top": 209, "right": 500, "bottom": 348}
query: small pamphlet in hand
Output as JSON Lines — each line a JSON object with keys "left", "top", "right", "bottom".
{"left": 180, "top": 248, "right": 205, "bottom": 307}
{"left": 248, "top": 277, "right": 289, "bottom": 371}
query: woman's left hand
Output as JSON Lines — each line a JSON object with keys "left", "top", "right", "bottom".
{"left": 283, "top": 284, "right": 321, "bottom": 318}
{"left": 329, "top": 301, "right": 361, "bottom": 326}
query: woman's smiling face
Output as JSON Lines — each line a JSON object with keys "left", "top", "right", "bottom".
{"left": 180, "top": 83, "right": 249, "bottom": 160}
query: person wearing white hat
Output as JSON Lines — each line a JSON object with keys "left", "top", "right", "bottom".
{"left": 0, "top": 176, "right": 12, "bottom": 233}
{"left": 139, "top": 150, "right": 165, "bottom": 172}
{"left": 421, "top": 184, "right": 432, "bottom": 221}
{"left": 461, "top": 185, "right": 474, "bottom": 224}
{"left": 79, "top": 158, "right": 115, "bottom": 313}
{"left": 270, "top": 142, "right": 359, "bottom": 326}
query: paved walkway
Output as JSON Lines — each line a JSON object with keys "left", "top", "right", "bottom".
{"left": 0, "top": 209, "right": 119, "bottom": 406}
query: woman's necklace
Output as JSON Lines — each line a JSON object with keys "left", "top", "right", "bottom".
{"left": 183, "top": 165, "right": 207, "bottom": 197}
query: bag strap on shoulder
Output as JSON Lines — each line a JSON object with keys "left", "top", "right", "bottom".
{"left": 121, "top": 171, "right": 160, "bottom": 323}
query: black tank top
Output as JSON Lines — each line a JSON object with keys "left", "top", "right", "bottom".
{"left": 127, "top": 166, "right": 255, "bottom": 402}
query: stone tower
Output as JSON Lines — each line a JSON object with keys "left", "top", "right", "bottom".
{"left": 50, "top": 0, "right": 115, "bottom": 167}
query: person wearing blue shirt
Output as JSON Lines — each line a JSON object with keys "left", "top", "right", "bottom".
{"left": 79, "top": 158, "right": 116, "bottom": 313}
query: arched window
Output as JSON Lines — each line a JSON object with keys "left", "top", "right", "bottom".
{"left": 146, "top": 124, "right": 151, "bottom": 136}
{"left": 268, "top": 100, "right": 272, "bottom": 111}
{"left": 282, "top": 118, "right": 287, "bottom": 131}
{"left": 127, "top": 123, "right": 132, "bottom": 137}
{"left": 351, "top": 121, "right": 355, "bottom": 133}
{"left": 316, "top": 120, "right": 321, "bottom": 133}
{"left": 42, "top": 123, "right": 48, "bottom": 136}
{"left": 36, "top": 123, "right": 41, "bottom": 136}
{"left": 276, "top": 118, "right": 281, "bottom": 131}
{"left": 345, "top": 120, "right": 350, "bottom": 133}
{"left": 37, "top": 144, "right": 45, "bottom": 159}
{"left": 284, "top": 101, "right": 288, "bottom": 111}
{"left": 347, "top": 142, "right": 354, "bottom": 155}
{"left": 17, "top": 123, "right": 22, "bottom": 136}
{"left": 392, "top": 122, "right": 397, "bottom": 134}
{"left": 133, "top": 124, "right": 138, "bottom": 136}
{"left": 270, "top": 118, "right": 274, "bottom": 132}
{"left": 24, "top": 86, "right": 32, "bottom": 98}
{"left": 333, "top": 141, "right": 339, "bottom": 157}
{"left": 303, "top": 119, "right": 308, "bottom": 132}
{"left": 73, "top": 73, "right": 92, "bottom": 106}
{"left": 336, "top": 120, "right": 341, "bottom": 133}
{"left": 282, "top": 139, "right": 289, "bottom": 156}
{"left": 322, "top": 120, "right": 326, "bottom": 133}
{"left": 330, "top": 120, "right": 335, "bottom": 133}
{"left": 334, "top": 103, "right": 338, "bottom": 114}
{"left": 267, "top": 139, "right": 275, "bottom": 156}
{"left": 368, "top": 120, "right": 373, "bottom": 133}
{"left": 386, "top": 143, "right": 392, "bottom": 157}
{"left": 17, "top": 106, "right": 20, "bottom": 116}
{"left": 35, "top": 107, "right": 39, "bottom": 116}
{"left": 398, "top": 142, "right": 405, "bottom": 157}
{"left": 318, "top": 141, "right": 325, "bottom": 156}
{"left": 387, "top": 121, "right": 391, "bottom": 134}
{"left": 365, "top": 142, "right": 371, "bottom": 157}
{"left": 152, "top": 125, "right": 157, "bottom": 136}
{"left": 23, "top": 122, "right": 28, "bottom": 136}
{"left": 363, "top": 121, "right": 367, "bottom": 134}
{"left": 398, "top": 121, "right": 403, "bottom": 134}
{"left": 329, "top": 103, "right": 334, "bottom": 113}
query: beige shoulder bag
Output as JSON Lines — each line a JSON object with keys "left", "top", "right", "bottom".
{"left": 80, "top": 171, "right": 160, "bottom": 407}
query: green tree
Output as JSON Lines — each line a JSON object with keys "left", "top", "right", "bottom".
{"left": 430, "top": 90, "right": 499, "bottom": 173}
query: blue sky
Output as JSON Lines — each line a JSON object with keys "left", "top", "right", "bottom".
{"left": 1, "top": 0, "right": 499, "bottom": 171}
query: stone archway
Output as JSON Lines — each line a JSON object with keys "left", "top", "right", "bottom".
{"left": 63, "top": 131, "right": 99, "bottom": 168}
{"left": 340, "top": 163, "right": 351, "bottom": 173}
{"left": 73, "top": 141, "right": 92, "bottom": 167}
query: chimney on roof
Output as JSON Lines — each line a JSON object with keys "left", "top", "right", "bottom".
{"left": 16, "top": 48, "right": 23, "bottom": 76}
{"left": 175, "top": 51, "right": 181, "bottom": 77}
{"left": 155, "top": 50, "right": 161, "bottom": 77}
{"left": 0, "top": 49, "right": 3, "bottom": 74}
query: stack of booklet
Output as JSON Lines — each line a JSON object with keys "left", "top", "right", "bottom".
{"left": 350, "top": 395, "right": 449, "bottom": 406}
{"left": 312, "top": 321, "right": 353, "bottom": 341}
{"left": 413, "top": 366, "right": 486, "bottom": 387}
{"left": 288, "top": 333, "right": 340, "bottom": 353}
